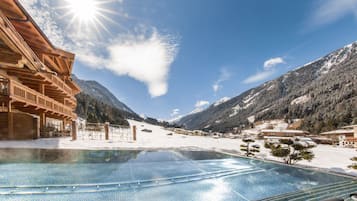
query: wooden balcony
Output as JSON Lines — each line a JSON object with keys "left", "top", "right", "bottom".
{"left": 0, "top": 76, "right": 75, "bottom": 119}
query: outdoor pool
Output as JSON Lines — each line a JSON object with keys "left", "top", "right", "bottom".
{"left": 0, "top": 149, "right": 356, "bottom": 201}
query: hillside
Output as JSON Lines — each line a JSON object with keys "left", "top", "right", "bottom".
{"left": 177, "top": 42, "right": 357, "bottom": 134}
{"left": 72, "top": 75, "right": 134, "bottom": 114}
{"left": 73, "top": 75, "right": 142, "bottom": 125}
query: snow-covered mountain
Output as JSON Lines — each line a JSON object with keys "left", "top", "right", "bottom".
{"left": 177, "top": 41, "right": 357, "bottom": 134}
{"left": 73, "top": 75, "right": 142, "bottom": 124}
{"left": 73, "top": 75, "right": 135, "bottom": 114}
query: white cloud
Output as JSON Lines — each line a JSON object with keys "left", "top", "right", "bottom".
{"left": 19, "top": 0, "right": 179, "bottom": 98}
{"left": 243, "top": 70, "right": 275, "bottom": 84}
{"left": 195, "top": 100, "right": 210, "bottom": 108}
{"left": 106, "top": 31, "right": 178, "bottom": 97}
{"left": 212, "top": 68, "right": 231, "bottom": 93}
{"left": 212, "top": 84, "right": 220, "bottom": 93}
{"left": 170, "top": 108, "right": 180, "bottom": 117}
{"left": 169, "top": 100, "right": 210, "bottom": 121}
{"left": 244, "top": 57, "right": 285, "bottom": 84}
{"left": 263, "top": 57, "right": 285, "bottom": 70}
{"left": 310, "top": 0, "right": 357, "bottom": 27}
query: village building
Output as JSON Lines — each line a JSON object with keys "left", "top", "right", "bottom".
{"left": 0, "top": 1, "right": 80, "bottom": 139}
{"left": 260, "top": 129, "right": 309, "bottom": 137}
{"left": 320, "top": 125, "right": 357, "bottom": 147}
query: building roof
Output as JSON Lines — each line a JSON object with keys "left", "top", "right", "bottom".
{"left": 0, "top": 0, "right": 75, "bottom": 76}
{"left": 341, "top": 125, "right": 357, "bottom": 129}
{"left": 261, "top": 129, "right": 309, "bottom": 134}
{"left": 320, "top": 129, "right": 354, "bottom": 135}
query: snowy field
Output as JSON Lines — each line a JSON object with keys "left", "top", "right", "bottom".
{"left": 0, "top": 119, "right": 356, "bottom": 176}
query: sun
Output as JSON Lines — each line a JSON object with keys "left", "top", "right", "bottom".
{"left": 67, "top": 0, "right": 97, "bottom": 22}
{"left": 62, "top": 0, "right": 115, "bottom": 33}
{"left": 65, "top": 0, "right": 100, "bottom": 23}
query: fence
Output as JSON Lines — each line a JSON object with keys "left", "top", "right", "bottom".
{"left": 77, "top": 123, "right": 134, "bottom": 142}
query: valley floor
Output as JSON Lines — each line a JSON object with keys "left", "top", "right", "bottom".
{"left": 0, "top": 120, "right": 356, "bottom": 177}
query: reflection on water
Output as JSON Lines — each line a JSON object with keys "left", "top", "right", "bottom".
{"left": 0, "top": 149, "right": 353, "bottom": 201}
{"left": 0, "top": 149, "right": 230, "bottom": 163}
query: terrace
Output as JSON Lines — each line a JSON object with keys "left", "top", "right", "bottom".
{"left": 0, "top": 74, "right": 74, "bottom": 119}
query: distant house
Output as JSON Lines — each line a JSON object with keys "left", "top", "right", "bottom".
{"left": 320, "top": 129, "right": 355, "bottom": 138}
{"left": 260, "top": 129, "right": 309, "bottom": 137}
{"left": 320, "top": 125, "right": 357, "bottom": 147}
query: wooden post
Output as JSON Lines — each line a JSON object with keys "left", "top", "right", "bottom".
{"left": 105, "top": 122, "right": 109, "bottom": 140}
{"left": 72, "top": 120, "right": 77, "bottom": 141}
{"left": 39, "top": 83, "right": 45, "bottom": 94}
{"left": 61, "top": 118, "right": 65, "bottom": 132}
{"left": 39, "top": 112, "right": 46, "bottom": 136}
{"left": 133, "top": 125, "right": 137, "bottom": 141}
{"left": 33, "top": 117, "right": 40, "bottom": 139}
{"left": 7, "top": 101, "right": 13, "bottom": 139}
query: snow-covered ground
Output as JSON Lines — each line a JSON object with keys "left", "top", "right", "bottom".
{"left": 0, "top": 120, "right": 356, "bottom": 176}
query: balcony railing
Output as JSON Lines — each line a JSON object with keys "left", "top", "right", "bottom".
{"left": 42, "top": 72, "right": 73, "bottom": 96}
{"left": 1, "top": 76, "right": 75, "bottom": 118}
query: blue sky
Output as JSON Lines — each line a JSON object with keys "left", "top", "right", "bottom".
{"left": 22, "top": 0, "right": 357, "bottom": 120}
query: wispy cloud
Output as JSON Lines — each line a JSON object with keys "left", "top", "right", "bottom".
{"left": 309, "top": 0, "right": 357, "bottom": 28}
{"left": 263, "top": 57, "right": 285, "bottom": 70}
{"left": 243, "top": 57, "right": 285, "bottom": 84}
{"left": 20, "top": 0, "right": 179, "bottom": 98}
{"left": 169, "top": 101, "right": 209, "bottom": 121}
{"left": 212, "top": 68, "right": 231, "bottom": 93}
{"left": 243, "top": 70, "right": 275, "bottom": 84}
{"left": 19, "top": 0, "right": 66, "bottom": 48}
{"left": 170, "top": 108, "right": 180, "bottom": 117}
{"left": 195, "top": 100, "right": 210, "bottom": 108}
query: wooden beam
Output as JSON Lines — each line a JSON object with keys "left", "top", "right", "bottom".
{"left": 43, "top": 54, "right": 61, "bottom": 73}
{"left": 7, "top": 100, "right": 13, "bottom": 139}
{"left": 0, "top": 2, "right": 24, "bottom": 20}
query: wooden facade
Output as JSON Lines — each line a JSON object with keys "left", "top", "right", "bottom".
{"left": 0, "top": 0, "right": 80, "bottom": 139}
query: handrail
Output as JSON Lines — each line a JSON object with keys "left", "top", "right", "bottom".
{"left": 42, "top": 72, "right": 73, "bottom": 95}
{"left": 8, "top": 78, "right": 75, "bottom": 118}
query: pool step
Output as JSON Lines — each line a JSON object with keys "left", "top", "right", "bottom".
{"left": 0, "top": 167, "right": 264, "bottom": 195}
{"left": 261, "top": 180, "right": 357, "bottom": 201}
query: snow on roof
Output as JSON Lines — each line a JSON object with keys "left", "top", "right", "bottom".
{"left": 263, "top": 136, "right": 291, "bottom": 139}
{"left": 320, "top": 129, "right": 354, "bottom": 135}
{"left": 341, "top": 125, "right": 357, "bottom": 129}
{"left": 261, "top": 129, "right": 309, "bottom": 134}
{"left": 242, "top": 130, "right": 260, "bottom": 135}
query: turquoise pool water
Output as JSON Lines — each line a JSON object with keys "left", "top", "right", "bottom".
{"left": 0, "top": 149, "right": 355, "bottom": 201}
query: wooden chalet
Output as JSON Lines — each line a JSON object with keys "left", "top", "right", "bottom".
{"left": 0, "top": 0, "right": 80, "bottom": 139}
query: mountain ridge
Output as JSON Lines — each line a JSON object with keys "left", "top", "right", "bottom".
{"left": 73, "top": 75, "right": 142, "bottom": 125}
{"left": 72, "top": 75, "right": 135, "bottom": 114}
{"left": 177, "top": 41, "right": 357, "bottom": 134}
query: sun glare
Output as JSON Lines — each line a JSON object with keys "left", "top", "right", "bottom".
{"left": 63, "top": 0, "right": 115, "bottom": 33}
{"left": 66, "top": 0, "right": 99, "bottom": 22}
